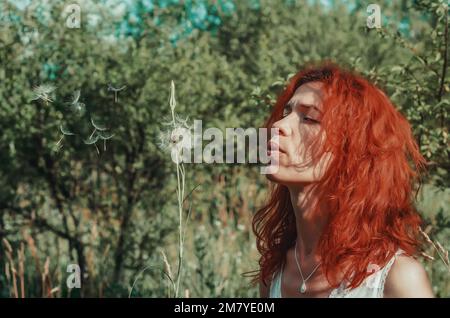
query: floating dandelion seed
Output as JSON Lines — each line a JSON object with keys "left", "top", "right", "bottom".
{"left": 84, "top": 134, "right": 100, "bottom": 155}
{"left": 55, "top": 136, "right": 64, "bottom": 152}
{"left": 84, "top": 117, "right": 115, "bottom": 154}
{"left": 107, "top": 84, "right": 126, "bottom": 103}
{"left": 98, "top": 131, "right": 115, "bottom": 151}
{"left": 67, "top": 90, "right": 86, "bottom": 118}
{"left": 97, "top": 131, "right": 114, "bottom": 139}
{"left": 69, "top": 90, "right": 81, "bottom": 104}
{"left": 91, "top": 117, "right": 108, "bottom": 131}
{"left": 84, "top": 134, "right": 99, "bottom": 145}
{"left": 54, "top": 125, "right": 76, "bottom": 151}
{"left": 31, "top": 84, "right": 56, "bottom": 104}
{"left": 60, "top": 125, "right": 75, "bottom": 136}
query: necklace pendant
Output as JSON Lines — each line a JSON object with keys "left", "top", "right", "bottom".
{"left": 300, "top": 282, "right": 307, "bottom": 293}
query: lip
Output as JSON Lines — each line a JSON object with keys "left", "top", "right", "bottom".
{"left": 268, "top": 140, "right": 286, "bottom": 154}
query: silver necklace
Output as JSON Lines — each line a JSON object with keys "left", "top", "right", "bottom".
{"left": 294, "top": 240, "right": 321, "bottom": 293}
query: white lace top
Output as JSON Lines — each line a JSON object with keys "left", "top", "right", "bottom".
{"left": 269, "top": 249, "right": 404, "bottom": 298}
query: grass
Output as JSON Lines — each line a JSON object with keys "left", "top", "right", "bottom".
{"left": 1, "top": 173, "right": 448, "bottom": 297}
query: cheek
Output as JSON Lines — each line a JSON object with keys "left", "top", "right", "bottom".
{"left": 290, "top": 127, "right": 322, "bottom": 163}
{"left": 265, "top": 139, "right": 332, "bottom": 185}
{"left": 271, "top": 153, "right": 331, "bottom": 184}
{"left": 311, "top": 151, "right": 333, "bottom": 179}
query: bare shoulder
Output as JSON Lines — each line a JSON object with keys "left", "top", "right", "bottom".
{"left": 383, "top": 254, "right": 434, "bottom": 298}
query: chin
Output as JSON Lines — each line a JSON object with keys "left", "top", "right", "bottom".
{"left": 265, "top": 172, "right": 281, "bottom": 183}
{"left": 265, "top": 169, "right": 318, "bottom": 186}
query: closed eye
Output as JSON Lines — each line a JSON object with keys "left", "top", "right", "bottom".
{"left": 282, "top": 103, "right": 292, "bottom": 117}
{"left": 282, "top": 102, "right": 321, "bottom": 124}
{"left": 302, "top": 114, "right": 320, "bottom": 124}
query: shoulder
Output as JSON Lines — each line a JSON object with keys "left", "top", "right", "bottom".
{"left": 383, "top": 254, "right": 434, "bottom": 298}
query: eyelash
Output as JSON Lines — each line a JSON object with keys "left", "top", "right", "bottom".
{"left": 282, "top": 104, "right": 320, "bottom": 124}
{"left": 282, "top": 105, "right": 291, "bottom": 117}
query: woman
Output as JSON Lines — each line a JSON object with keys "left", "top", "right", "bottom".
{"left": 252, "top": 62, "right": 434, "bottom": 298}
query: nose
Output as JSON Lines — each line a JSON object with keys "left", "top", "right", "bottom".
{"left": 272, "top": 117, "right": 292, "bottom": 137}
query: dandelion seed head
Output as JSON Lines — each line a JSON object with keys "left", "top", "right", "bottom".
{"left": 31, "top": 83, "right": 56, "bottom": 103}
{"left": 157, "top": 116, "right": 193, "bottom": 156}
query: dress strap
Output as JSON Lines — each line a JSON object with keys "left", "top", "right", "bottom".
{"left": 377, "top": 249, "right": 405, "bottom": 297}
{"left": 268, "top": 262, "right": 283, "bottom": 298}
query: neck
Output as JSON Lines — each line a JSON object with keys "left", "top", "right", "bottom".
{"left": 287, "top": 183, "right": 329, "bottom": 262}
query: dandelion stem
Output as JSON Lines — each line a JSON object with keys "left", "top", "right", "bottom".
{"left": 175, "top": 154, "right": 184, "bottom": 298}
{"left": 56, "top": 136, "right": 64, "bottom": 146}
{"left": 90, "top": 128, "right": 97, "bottom": 139}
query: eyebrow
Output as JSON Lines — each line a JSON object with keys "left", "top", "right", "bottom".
{"left": 286, "top": 100, "right": 323, "bottom": 114}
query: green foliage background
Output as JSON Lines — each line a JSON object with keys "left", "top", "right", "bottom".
{"left": 0, "top": 0, "right": 448, "bottom": 297}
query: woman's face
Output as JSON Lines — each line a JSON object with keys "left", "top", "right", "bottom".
{"left": 266, "top": 81, "right": 333, "bottom": 186}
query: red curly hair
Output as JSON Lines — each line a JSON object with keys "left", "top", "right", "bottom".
{"left": 250, "top": 61, "right": 428, "bottom": 290}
